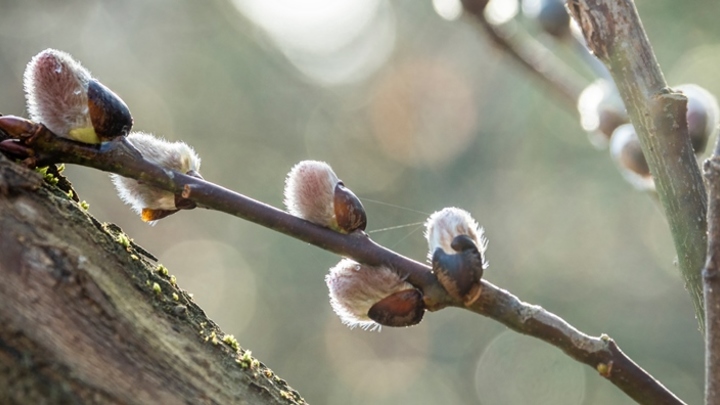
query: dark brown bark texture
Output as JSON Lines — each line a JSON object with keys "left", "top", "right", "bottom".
{"left": 0, "top": 155, "right": 304, "bottom": 405}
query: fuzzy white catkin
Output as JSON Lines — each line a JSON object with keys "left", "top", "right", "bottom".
{"left": 24, "top": 48, "right": 93, "bottom": 138}
{"left": 111, "top": 132, "right": 201, "bottom": 223}
{"left": 326, "top": 259, "right": 414, "bottom": 331}
{"left": 283, "top": 160, "right": 339, "bottom": 227}
{"left": 424, "top": 207, "right": 488, "bottom": 261}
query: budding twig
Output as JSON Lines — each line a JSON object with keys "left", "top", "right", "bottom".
{"left": 0, "top": 123, "right": 685, "bottom": 405}
{"left": 568, "top": 0, "right": 708, "bottom": 330}
{"left": 460, "top": 0, "right": 586, "bottom": 111}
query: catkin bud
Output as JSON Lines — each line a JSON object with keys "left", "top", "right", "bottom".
{"left": 111, "top": 132, "right": 201, "bottom": 224}
{"left": 24, "top": 48, "right": 132, "bottom": 143}
{"left": 577, "top": 79, "right": 628, "bottom": 148}
{"left": 609, "top": 123, "right": 654, "bottom": 191}
{"left": 326, "top": 259, "right": 424, "bottom": 330}
{"left": 284, "top": 160, "right": 366, "bottom": 233}
{"left": 425, "top": 207, "right": 487, "bottom": 305}
{"left": 425, "top": 207, "right": 487, "bottom": 262}
{"left": 607, "top": 86, "right": 717, "bottom": 191}
{"left": 522, "top": 0, "right": 571, "bottom": 38}
{"left": 676, "top": 84, "right": 719, "bottom": 155}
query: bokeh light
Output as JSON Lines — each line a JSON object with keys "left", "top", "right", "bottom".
{"left": 324, "top": 319, "right": 430, "bottom": 400}
{"left": 230, "top": 0, "right": 396, "bottom": 85}
{"left": 369, "top": 60, "right": 477, "bottom": 167}
{"left": 484, "top": 0, "right": 519, "bottom": 25}
{"left": 160, "top": 240, "right": 258, "bottom": 334}
{"left": 669, "top": 44, "right": 720, "bottom": 104}
{"left": 433, "top": 0, "right": 463, "bottom": 21}
{"left": 475, "top": 331, "right": 586, "bottom": 404}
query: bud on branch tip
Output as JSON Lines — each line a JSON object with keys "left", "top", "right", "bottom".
{"left": 24, "top": 48, "right": 132, "bottom": 144}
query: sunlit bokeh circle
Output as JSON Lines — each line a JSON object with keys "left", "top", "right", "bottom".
{"left": 369, "top": 60, "right": 477, "bottom": 168}
{"left": 475, "top": 331, "right": 586, "bottom": 405}
{"left": 323, "top": 317, "right": 430, "bottom": 400}
{"left": 231, "top": 0, "right": 396, "bottom": 85}
{"left": 159, "top": 239, "right": 257, "bottom": 333}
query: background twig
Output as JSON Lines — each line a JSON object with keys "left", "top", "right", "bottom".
{"left": 568, "top": 0, "right": 708, "bottom": 330}
{"left": 461, "top": 0, "right": 586, "bottom": 110}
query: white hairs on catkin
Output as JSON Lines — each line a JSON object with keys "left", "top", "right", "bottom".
{"left": 24, "top": 48, "right": 93, "bottom": 138}
{"left": 111, "top": 132, "right": 201, "bottom": 224}
{"left": 424, "top": 207, "right": 488, "bottom": 262}
{"left": 326, "top": 259, "right": 414, "bottom": 331}
{"left": 284, "top": 160, "right": 339, "bottom": 227}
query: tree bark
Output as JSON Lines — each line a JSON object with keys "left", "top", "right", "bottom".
{"left": 703, "top": 147, "right": 720, "bottom": 404}
{"left": 568, "top": 0, "right": 708, "bottom": 331}
{"left": 0, "top": 155, "right": 304, "bottom": 405}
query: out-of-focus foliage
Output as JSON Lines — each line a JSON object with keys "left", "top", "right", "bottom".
{"left": 0, "top": 0, "right": 717, "bottom": 403}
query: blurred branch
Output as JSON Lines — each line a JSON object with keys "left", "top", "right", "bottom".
{"left": 460, "top": 0, "right": 586, "bottom": 111}
{"left": 0, "top": 122, "right": 686, "bottom": 405}
{"left": 703, "top": 140, "right": 720, "bottom": 403}
{"left": 567, "top": 0, "right": 708, "bottom": 330}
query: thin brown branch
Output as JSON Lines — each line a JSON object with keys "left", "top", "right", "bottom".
{"left": 0, "top": 123, "right": 686, "bottom": 405}
{"left": 567, "top": 0, "right": 708, "bottom": 331}
{"left": 460, "top": 0, "right": 586, "bottom": 110}
{"left": 703, "top": 140, "right": 720, "bottom": 403}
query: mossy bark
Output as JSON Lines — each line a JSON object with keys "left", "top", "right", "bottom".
{"left": 0, "top": 155, "right": 304, "bottom": 405}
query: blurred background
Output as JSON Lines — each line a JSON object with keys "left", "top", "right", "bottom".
{"left": 1, "top": 0, "right": 718, "bottom": 403}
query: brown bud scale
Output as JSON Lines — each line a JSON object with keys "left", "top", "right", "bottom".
{"left": 333, "top": 182, "right": 367, "bottom": 233}
{"left": 87, "top": 79, "right": 133, "bottom": 141}
{"left": 432, "top": 235, "right": 485, "bottom": 306}
{"left": 368, "top": 289, "right": 425, "bottom": 327}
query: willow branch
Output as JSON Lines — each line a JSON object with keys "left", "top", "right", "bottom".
{"left": 0, "top": 125, "right": 685, "bottom": 405}
{"left": 703, "top": 139, "right": 720, "bottom": 403}
{"left": 460, "top": 0, "right": 586, "bottom": 110}
{"left": 567, "top": 0, "right": 708, "bottom": 330}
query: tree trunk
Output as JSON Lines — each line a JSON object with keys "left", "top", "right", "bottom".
{"left": 0, "top": 155, "right": 304, "bottom": 405}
